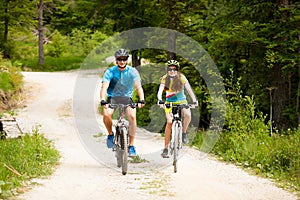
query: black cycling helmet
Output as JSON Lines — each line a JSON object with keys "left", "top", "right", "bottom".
{"left": 167, "top": 60, "right": 180, "bottom": 70}
{"left": 114, "top": 48, "right": 129, "bottom": 58}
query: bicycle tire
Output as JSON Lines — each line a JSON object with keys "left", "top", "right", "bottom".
{"left": 120, "top": 126, "right": 128, "bottom": 175}
{"left": 115, "top": 134, "right": 122, "bottom": 168}
{"left": 173, "top": 122, "right": 180, "bottom": 173}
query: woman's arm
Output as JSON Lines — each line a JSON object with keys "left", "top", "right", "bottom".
{"left": 184, "top": 82, "right": 198, "bottom": 105}
{"left": 157, "top": 83, "right": 165, "bottom": 100}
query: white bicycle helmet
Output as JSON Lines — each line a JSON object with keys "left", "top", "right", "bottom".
{"left": 114, "top": 48, "right": 129, "bottom": 58}
{"left": 167, "top": 60, "right": 180, "bottom": 70}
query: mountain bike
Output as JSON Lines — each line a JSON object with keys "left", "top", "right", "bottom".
{"left": 108, "top": 103, "right": 138, "bottom": 175}
{"left": 159, "top": 102, "right": 196, "bottom": 173}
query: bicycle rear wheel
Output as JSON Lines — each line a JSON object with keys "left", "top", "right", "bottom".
{"left": 120, "top": 127, "right": 128, "bottom": 175}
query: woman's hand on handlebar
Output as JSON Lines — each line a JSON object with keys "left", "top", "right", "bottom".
{"left": 191, "top": 100, "right": 198, "bottom": 108}
{"left": 157, "top": 100, "right": 165, "bottom": 109}
{"left": 138, "top": 100, "right": 145, "bottom": 108}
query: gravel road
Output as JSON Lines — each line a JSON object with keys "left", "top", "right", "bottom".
{"left": 13, "top": 70, "right": 298, "bottom": 200}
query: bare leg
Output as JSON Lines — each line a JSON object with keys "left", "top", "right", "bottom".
{"left": 182, "top": 108, "right": 191, "bottom": 133}
{"left": 164, "top": 112, "right": 173, "bottom": 148}
{"left": 103, "top": 107, "right": 114, "bottom": 135}
{"left": 126, "top": 107, "right": 136, "bottom": 146}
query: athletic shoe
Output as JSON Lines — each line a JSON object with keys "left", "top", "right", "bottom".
{"left": 161, "top": 148, "right": 169, "bottom": 158}
{"left": 107, "top": 134, "right": 114, "bottom": 148}
{"left": 182, "top": 133, "right": 189, "bottom": 144}
{"left": 128, "top": 145, "right": 137, "bottom": 157}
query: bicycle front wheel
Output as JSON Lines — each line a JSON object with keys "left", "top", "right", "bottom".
{"left": 120, "top": 127, "right": 128, "bottom": 175}
{"left": 173, "top": 122, "right": 180, "bottom": 173}
{"left": 115, "top": 134, "right": 122, "bottom": 168}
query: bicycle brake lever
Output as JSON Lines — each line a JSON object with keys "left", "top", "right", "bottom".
{"left": 109, "top": 104, "right": 116, "bottom": 109}
{"left": 130, "top": 103, "right": 136, "bottom": 108}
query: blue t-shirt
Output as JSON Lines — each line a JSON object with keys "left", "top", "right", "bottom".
{"left": 102, "top": 65, "right": 141, "bottom": 98}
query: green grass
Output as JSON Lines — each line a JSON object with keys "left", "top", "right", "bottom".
{"left": 0, "top": 132, "right": 60, "bottom": 198}
{"left": 15, "top": 56, "right": 85, "bottom": 72}
{"left": 191, "top": 129, "right": 300, "bottom": 196}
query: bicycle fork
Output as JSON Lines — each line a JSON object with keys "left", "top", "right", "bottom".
{"left": 113, "top": 124, "right": 129, "bottom": 151}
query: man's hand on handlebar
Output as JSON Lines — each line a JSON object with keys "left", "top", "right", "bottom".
{"left": 100, "top": 100, "right": 110, "bottom": 109}
{"left": 100, "top": 100, "right": 107, "bottom": 105}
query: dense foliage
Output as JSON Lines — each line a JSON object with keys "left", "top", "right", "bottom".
{"left": 1, "top": 0, "right": 299, "bottom": 129}
{"left": 211, "top": 74, "right": 299, "bottom": 191}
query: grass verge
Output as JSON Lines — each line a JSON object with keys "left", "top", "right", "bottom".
{"left": 15, "top": 56, "right": 84, "bottom": 72}
{"left": 191, "top": 130, "right": 300, "bottom": 197}
{"left": 0, "top": 132, "right": 60, "bottom": 198}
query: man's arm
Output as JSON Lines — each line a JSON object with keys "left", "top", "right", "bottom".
{"left": 100, "top": 81, "right": 109, "bottom": 101}
{"left": 134, "top": 80, "right": 145, "bottom": 107}
{"left": 134, "top": 80, "right": 144, "bottom": 100}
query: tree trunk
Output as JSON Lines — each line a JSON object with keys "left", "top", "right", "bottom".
{"left": 297, "top": 67, "right": 300, "bottom": 126}
{"left": 166, "top": 0, "right": 177, "bottom": 60}
{"left": 272, "top": 64, "right": 288, "bottom": 130}
{"left": 167, "top": 30, "right": 176, "bottom": 60}
{"left": 131, "top": 50, "right": 141, "bottom": 68}
{"left": 298, "top": 1, "right": 300, "bottom": 127}
{"left": 3, "top": 0, "right": 9, "bottom": 58}
{"left": 271, "top": 0, "right": 293, "bottom": 130}
{"left": 38, "top": 0, "right": 44, "bottom": 65}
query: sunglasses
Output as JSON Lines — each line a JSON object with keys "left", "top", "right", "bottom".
{"left": 167, "top": 68, "right": 178, "bottom": 72}
{"left": 117, "top": 58, "right": 128, "bottom": 62}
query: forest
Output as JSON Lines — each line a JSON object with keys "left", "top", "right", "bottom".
{"left": 0, "top": 0, "right": 299, "bottom": 130}
{"left": 0, "top": 0, "right": 299, "bottom": 194}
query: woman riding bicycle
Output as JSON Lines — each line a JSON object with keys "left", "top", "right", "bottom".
{"left": 157, "top": 60, "right": 198, "bottom": 158}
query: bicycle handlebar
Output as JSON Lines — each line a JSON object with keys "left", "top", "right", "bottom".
{"left": 101, "top": 102, "right": 142, "bottom": 109}
{"left": 109, "top": 103, "right": 138, "bottom": 109}
{"left": 157, "top": 100, "right": 197, "bottom": 109}
{"left": 100, "top": 100, "right": 145, "bottom": 108}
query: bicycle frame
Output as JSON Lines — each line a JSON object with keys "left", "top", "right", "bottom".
{"left": 169, "top": 105, "right": 183, "bottom": 154}
{"left": 161, "top": 102, "right": 193, "bottom": 173}
{"left": 109, "top": 103, "right": 137, "bottom": 175}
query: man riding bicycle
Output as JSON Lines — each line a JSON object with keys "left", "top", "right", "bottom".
{"left": 157, "top": 60, "right": 198, "bottom": 158}
{"left": 100, "top": 48, "right": 145, "bottom": 157}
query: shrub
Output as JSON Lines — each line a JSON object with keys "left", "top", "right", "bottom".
{"left": 209, "top": 73, "right": 300, "bottom": 192}
{"left": 46, "top": 30, "right": 67, "bottom": 57}
{"left": 0, "top": 56, "right": 23, "bottom": 111}
{"left": 19, "top": 56, "right": 84, "bottom": 71}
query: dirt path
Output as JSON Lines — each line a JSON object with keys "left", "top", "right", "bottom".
{"left": 14, "top": 71, "right": 297, "bottom": 200}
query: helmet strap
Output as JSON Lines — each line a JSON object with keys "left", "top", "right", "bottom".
{"left": 118, "top": 65, "right": 126, "bottom": 69}
{"left": 167, "top": 74, "right": 176, "bottom": 78}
